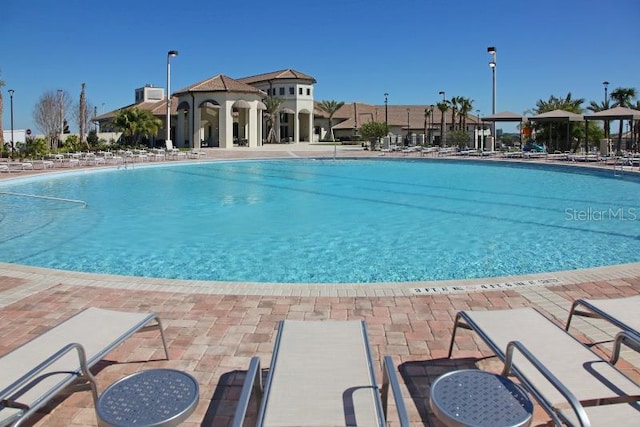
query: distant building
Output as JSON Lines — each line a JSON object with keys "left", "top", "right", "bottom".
{"left": 95, "top": 68, "right": 482, "bottom": 149}
{"left": 2, "top": 129, "right": 26, "bottom": 146}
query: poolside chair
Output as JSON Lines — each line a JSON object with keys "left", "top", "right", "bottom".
{"left": 566, "top": 295, "right": 640, "bottom": 337}
{"left": 0, "top": 307, "right": 169, "bottom": 426}
{"left": 233, "top": 320, "right": 410, "bottom": 427}
{"left": 448, "top": 307, "right": 640, "bottom": 426}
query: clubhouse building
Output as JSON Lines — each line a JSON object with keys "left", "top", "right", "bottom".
{"left": 96, "top": 68, "right": 484, "bottom": 149}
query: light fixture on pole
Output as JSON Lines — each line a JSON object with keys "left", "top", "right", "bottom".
{"left": 438, "top": 91, "right": 446, "bottom": 145}
{"left": 429, "top": 104, "right": 434, "bottom": 145}
{"left": 384, "top": 92, "right": 389, "bottom": 129}
{"left": 166, "top": 50, "right": 178, "bottom": 149}
{"left": 602, "top": 81, "right": 610, "bottom": 142}
{"left": 488, "top": 46, "right": 497, "bottom": 151}
{"left": 8, "top": 89, "right": 15, "bottom": 154}
{"left": 57, "top": 89, "right": 64, "bottom": 148}
{"left": 406, "top": 108, "right": 410, "bottom": 147}
{"left": 424, "top": 108, "right": 428, "bottom": 143}
{"left": 476, "top": 109, "right": 481, "bottom": 151}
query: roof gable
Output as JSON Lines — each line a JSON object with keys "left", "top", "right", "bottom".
{"left": 238, "top": 69, "right": 317, "bottom": 85}
{"left": 174, "top": 74, "right": 264, "bottom": 95}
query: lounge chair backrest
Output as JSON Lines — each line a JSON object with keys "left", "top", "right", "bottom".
{"left": 260, "top": 320, "right": 383, "bottom": 427}
{"left": 566, "top": 295, "right": 640, "bottom": 336}
{"left": 233, "top": 320, "right": 409, "bottom": 427}
{"left": 461, "top": 308, "right": 640, "bottom": 403}
{"left": 0, "top": 307, "right": 168, "bottom": 426}
{"left": 450, "top": 307, "right": 640, "bottom": 426}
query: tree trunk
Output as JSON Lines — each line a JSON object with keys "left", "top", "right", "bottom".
{"left": 0, "top": 92, "right": 4, "bottom": 147}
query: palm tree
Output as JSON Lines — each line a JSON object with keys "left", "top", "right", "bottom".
{"left": 610, "top": 87, "right": 637, "bottom": 153}
{"left": 0, "top": 72, "right": 5, "bottom": 148}
{"left": 534, "top": 92, "right": 585, "bottom": 152}
{"left": 263, "top": 97, "right": 283, "bottom": 144}
{"left": 436, "top": 101, "right": 449, "bottom": 146}
{"left": 449, "top": 96, "right": 462, "bottom": 131}
{"left": 317, "top": 100, "right": 345, "bottom": 142}
{"left": 457, "top": 97, "right": 474, "bottom": 130}
{"left": 112, "top": 107, "right": 162, "bottom": 146}
{"left": 587, "top": 100, "right": 611, "bottom": 140}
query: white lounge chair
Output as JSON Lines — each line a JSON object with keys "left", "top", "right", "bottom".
{"left": 448, "top": 307, "right": 640, "bottom": 426}
{"left": 566, "top": 295, "right": 640, "bottom": 336}
{"left": 0, "top": 307, "right": 169, "bottom": 426}
{"left": 233, "top": 320, "right": 409, "bottom": 427}
{"left": 7, "top": 162, "right": 33, "bottom": 171}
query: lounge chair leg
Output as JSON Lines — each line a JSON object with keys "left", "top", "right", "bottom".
{"left": 448, "top": 312, "right": 465, "bottom": 358}
{"left": 140, "top": 316, "right": 170, "bottom": 359}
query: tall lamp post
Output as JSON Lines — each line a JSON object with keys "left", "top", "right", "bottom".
{"left": 438, "top": 91, "right": 446, "bottom": 145}
{"left": 406, "top": 108, "right": 410, "bottom": 147}
{"left": 603, "top": 81, "right": 610, "bottom": 143}
{"left": 57, "top": 89, "right": 64, "bottom": 148}
{"left": 424, "top": 108, "right": 428, "bottom": 144}
{"left": 8, "top": 89, "right": 15, "bottom": 154}
{"left": 488, "top": 46, "right": 497, "bottom": 151}
{"left": 428, "top": 104, "right": 434, "bottom": 145}
{"left": 384, "top": 92, "right": 389, "bottom": 129}
{"left": 476, "top": 109, "right": 481, "bottom": 151}
{"left": 166, "top": 50, "right": 178, "bottom": 149}
{"left": 383, "top": 93, "right": 389, "bottom": 149}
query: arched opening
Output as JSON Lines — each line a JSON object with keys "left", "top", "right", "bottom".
{"left": 199, "top": 100, "right": 220, "bottom": 147}
{"left": 233, "top": 100, "right": 251, "bottom": 146}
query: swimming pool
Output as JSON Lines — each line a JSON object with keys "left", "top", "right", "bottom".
{"left": 1, "top": 159, "right": 639, "bottom": 284}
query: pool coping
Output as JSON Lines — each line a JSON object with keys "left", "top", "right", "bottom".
{"left": 2, "top": 148, "right": 639, "bottom": 301}
{"left": 2, "top": 261, "right": 640, "bottom": 303}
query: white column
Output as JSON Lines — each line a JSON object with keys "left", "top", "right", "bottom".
{"left": 248, "top": 106, "right": 257, "bottom": 147}
{"left": 257, "top": 109, "right": 263, "bottom": 146}
{"left": 193, "top": 107, "right": 201, "bottom": 149}
{"left": 219, "top": 103, "right": 232, "bottom": 149}
{"left": 176, "top": 110, "right": 185, "bottom": 148}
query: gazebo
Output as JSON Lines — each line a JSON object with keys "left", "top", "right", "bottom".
{"left": 527, "top": 109, "right": 583, "bottom": 152}
{"left": 481, "top": 111, "right": 525, "bottom": 150}
{"left": 584, "top": 106, "right": 640, "bottom": 154}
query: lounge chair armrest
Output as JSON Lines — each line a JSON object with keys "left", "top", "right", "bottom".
{"left": 232, "top": 356, "right": 263, "bottom": 427}
{"left": 381, "top": 356, "right": 410, "bottom": 427}
{"left": 1, "top": 343, "right": 98, "bottom": 405}
{"left": 503, "top": 340, "right": 591, "bottom": 427}
{"left": 610, "top": 331, "right": 640, "bottom": 364}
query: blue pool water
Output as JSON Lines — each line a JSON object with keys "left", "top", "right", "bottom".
{"left": 1, "top": 159, "right": 639, "bottom": 283}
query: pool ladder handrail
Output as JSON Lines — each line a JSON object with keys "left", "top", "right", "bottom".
{"left": 0, "top": 191, "right": 88, "bottom": 207}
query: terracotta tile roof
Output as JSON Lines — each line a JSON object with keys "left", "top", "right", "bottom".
{"left": 174, "top": 74, "right": 264, "bottom": 95}
{"left": 95, "top": 97, "right": 181, "bottom": 120}
{"left": 315, "top": 102, "right": 481, "bottom": 130}
{"left": 237, "top": 69, "right": 317, "bottom": 85}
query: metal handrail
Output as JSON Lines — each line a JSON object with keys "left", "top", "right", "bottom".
{"left": 2, "top": 342, "right": 99, "bottom": 427}
{"left": 610, "top": 330, "right": 640, "bottom": 365}
{"left": 231, "top": 356, "right": 262, "bottom": 427}
{"left": 503, "top": 340, "right": 590, "bottom": 427}
{"left": 381, "top": 355, "right": 410, "bottom": 427}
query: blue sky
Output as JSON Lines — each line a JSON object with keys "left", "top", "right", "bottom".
{"left": 2, "top": 0, "right": 639, "bottom": 133}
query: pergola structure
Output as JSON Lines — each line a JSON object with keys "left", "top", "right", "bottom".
{"left": 584, "top": 106, "right": 640, "bottom": 154}
{"left": 481, "top": 111, "right": 525, "bottom": 150}
{"left": 528, "top": 109, "right": 583, "bottom": 152}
